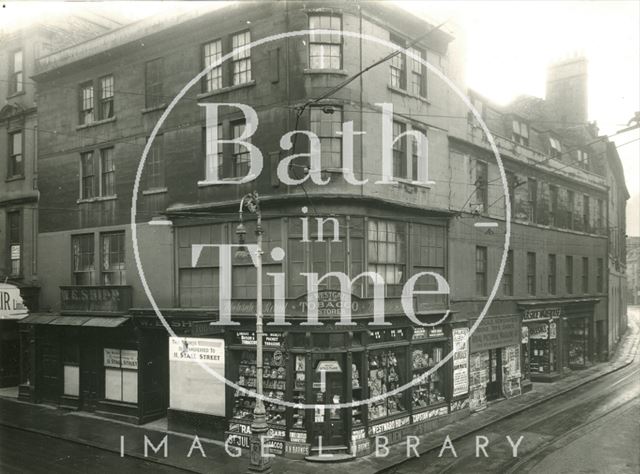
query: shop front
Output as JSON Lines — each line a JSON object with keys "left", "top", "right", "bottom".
{"left": 139, "top": 290, "right": 470, "bottom": 459}
{"left": 518, "top": 299, "right": 597, "bottom": 379}
{"left": 467, "top": 314, "right": 522, "bottom": 412}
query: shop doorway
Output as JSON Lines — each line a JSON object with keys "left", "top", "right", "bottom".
{"left": 486, "top": 348, "right": 503, "bottom": 401}
{"left": 39, "top": 337, "right": 61, "bottom": 404}
{"left": 310, "top": 353, "right": 347, "bottom": 448}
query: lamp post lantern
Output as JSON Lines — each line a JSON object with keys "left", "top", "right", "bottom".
{"left": 236, "top": 192, "right": 272, "bottom": 474}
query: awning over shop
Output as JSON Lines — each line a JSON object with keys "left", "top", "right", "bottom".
{"left": 18, "top": 314, "right": 130, "bottom": 327}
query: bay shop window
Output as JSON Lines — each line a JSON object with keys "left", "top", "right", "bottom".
{"left": 178, "top": 216, "right": 446, "bottom": 306}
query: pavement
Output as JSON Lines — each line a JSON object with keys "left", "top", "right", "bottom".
{"left": 1, "top": 309, "right": 638, "bottom": 474}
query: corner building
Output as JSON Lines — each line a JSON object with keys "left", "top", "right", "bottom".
{"left": 24, "top": 1, "right": 626, "bottom": 461}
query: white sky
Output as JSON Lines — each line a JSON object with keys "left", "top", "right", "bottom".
{"left": 3, "top": 1, "right": 639, "bottom": 232}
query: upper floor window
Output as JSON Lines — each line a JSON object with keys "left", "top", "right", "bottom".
{"left": 368, "top": 219, "right": 405, "bottom": 297}
{"left": 308, "top": 14, "right": 342, "bottom": 70}
{"left": 72, "top": 234, "right": 94, "bottom": 285}
{"left": 527, "top": 252, "right": 537, "bottom": 295}
{"left": 100, "top": 148, "right": 116, "bottom": 196}
{"left": 98, "top": 75, "right": 114, "bottom": 120}
{"left": 549, "top": 137, "right": 562, "bottom": 158}
{"left": 566, "top": 255, "right": 574, "bottom": 293}
{"left": 7, "top": 211, "right": 21, "bottom": 276}
{"left": 528, "top": 178, "right": 538, "bottom": 222}
{"left": 567, "top": 189, "right": 575, "bottom": 229}
{"left": 310, "top": 105, "right": 342, "bottom": 169}
{"left": 389, "top": 36, "right": 406, "bottom": 89}
{"left": 512, "top": 119, "right": 529, "bottom": 146}
{"left": 80, "top": 82, "right": 94, "bottom": 124}
{"left": 145, "top": 58, "right": 164, "bottom": 108}
{"left": 597, "top": 199, "right": 604, "bottom": 233}
{"left": 472, "top": 159, "right": 488, "bottom": 213}
{"left": 596, "top": 258, "right": 604, "bottom": 293}
{"left": 583, "top": 194, "right": 590, "bottom": 232}
{"left": 503, "top": 249, "right": 514, "bottom": 296}
{"left": 582, "top": 257, "right": 589, "bottom": 293}
{"left": 203, "top": 40, "right": 222, "bottom": 92}
{"left": 231, "top": 31, "right": 252, "bottom": 85}
{"left": 146, "top": 134, "right": 165, "bottom": 190}
{"left": 101, "top": 231, "right": 126, "bottom": 285}
{"left": 548, "top": 254, "right": 557, "bottom": 294}
{"left": 204, "top": 123, "right": 223, "bottom": 181}
{"left": 79, "top": 147, "right": 115, "bottom": 199}
{"left": 475, "top": 246, "right": 487, "bottom": 296}
{"left": 80, "top": 151, "right": 95, "bottom": 199}
{"left": 9, "top": 50, "right": 24, "bottom": 94}
{"left": 392, "top": 121, "right": 407, "bottom": 179}
{"left": 576, "top": 149, "right": 589, "bottom": 169}
{"left": 8, "top": 130, "right": 24, "bottom": 178}
{"left": 550, "top": 185, "right": 559, "bottom": 226}
{"left": 408, "top": 47, "right": 426, "bottom": 97}
{"left": 231, "top": 120, "right": 251, "bottom": 177}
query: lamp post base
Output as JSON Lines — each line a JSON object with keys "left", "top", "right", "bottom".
{"left": 247, "top": 430, "right": 273, "bottom": 474}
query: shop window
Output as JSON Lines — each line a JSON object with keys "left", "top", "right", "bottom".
{"left": 72, "top": 234, "right": 94, "bottom": 285}
{"left": 567, "top": 319, "right": 589, "bottom": 367}
{"left": 310, "top": 105, "right": 342, "bottom": 169}
{"left": 308, "top": 14, "right": 342, "bottom": 70}
{"left": 548, "top": 254, "right": 557, "bottom": 294}
{"left": 104, "top": 348, "right": 138, "bottom": 403}
{"left": 565, "top": 256, "right": 574, "bottom": 293}
{"left": 100, "top": 231, "right": 126, "bottom": 285}
{"left": 203, "top": 39, "right": 222, "bottom": 92}
{"left": 582, "top": 257, "right": 589, "bottom": 293}
{"left": 292, "top": 354, "right": 306, "bottom": 430}
{"left": 63, "top": 344, "right": 80, "bottom": 397}
{"left": 231, "top": 30, "right": 251, "bottom": 85}
{"left": 503, "top": 250, "right": 514, "bottom": 296}
{"left": 233, "top": 350, "right": 286, "bottom": 425}
{"left": 145, "top": 58, "right": 163, "bottom": 108}
{"left": 368, "top": 219, "right": 406, "bottom": 297}
{"left": 475, "top": 246, "right": 487, "bottom": 296}
{"left": 527, "top": 321, "right": 558, "bottom": 374}
{"left": 367, "top": 348, "right": 406, "bottom": 420}
{"left": 8, "top": 130, "right": 23, "bottom": 178}
{"left": 351, "top": 353, "right": 364, "bottom": 426}
{"left": 7, "top": 211, "right": 21, "bottom": 276}
{"left": 411, "top": 343, "right": 445, "bottom": 408}
{"left": 527, "top": 252, "right": 536, "bottom": 295}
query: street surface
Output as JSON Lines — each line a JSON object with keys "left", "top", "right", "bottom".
{"left": 387, "top": 307, "right": 640, "bottom": 474}
{"left": 0, "top": 425, "right": 184, "bottom": 474}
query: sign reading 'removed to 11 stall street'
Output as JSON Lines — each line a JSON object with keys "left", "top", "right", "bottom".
{"left": 0, "top": 283, "right": 28, "bottom": 320}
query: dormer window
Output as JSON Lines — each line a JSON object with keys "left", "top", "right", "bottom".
{"left": 576, "top": 149, "right": 589, "bottom": 170}
{"left": 549, "top": 137, "right": 562, "bottom": 158}
{"left": 512, "top": 119, "right": 529, "bottom": 146}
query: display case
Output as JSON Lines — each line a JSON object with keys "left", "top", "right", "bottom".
{"left": 567, "top": 318, "right": 589, "bottom": 367}
{"left": 410, "top": 344, "right": 445, "bottom": 408}
{"left": 367, "top": 348, "right": 406, "bottom": 420}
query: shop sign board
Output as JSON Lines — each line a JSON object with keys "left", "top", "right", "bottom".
{"left": 169, "top": 337, "right": 225, "bottom": 416}
{"left": 522, "top": 307, "right": 562, "bottom": 322}
{"left": 469, "top": 315, "right": 520, "bottom": 352}
{"left": 412, "top": 326, "right": 445, "bottom": 340}
{"left": 367, "top": 415, "right": 410, "bottom": 436}
{"left": 60, "top": 286, "right": 131, "bottom": 314}
{"left": 225, "top": 431, "right": 250, "bottom": 449}
{"left": 0, "top": 283, "right": 28, "bottom": 320}
{"left": 452, "top": 327, "right": 469, "bottom": 397}
{"left": 103, "top": 348, "right": 138, "bottom": 369}
{"left": 412, "top": 405, "right": 448, "bottom": 423}
{"left": 352, "top": 438, "right": 371, "bottom": 456}
{"left": 284, "top": 441, "right": 310, "bottom": 458}
{"left": 236, "top": 331, "right": 283, "bottom": 347}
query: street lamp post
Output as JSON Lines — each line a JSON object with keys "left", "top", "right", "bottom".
{"left": 236, "top": 192, "right": 272, "bottom": 474}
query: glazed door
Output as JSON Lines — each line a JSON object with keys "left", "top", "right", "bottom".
{"left": 310, "top": 354, "right": 347, "bottom": 448}
{"left": 486, "top": 349, "right": 503, "bottom": 401}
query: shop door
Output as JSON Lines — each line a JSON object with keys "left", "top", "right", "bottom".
{"left": 39, "top": 337, "right": 61, "bottom": 404}
{"left": 80, "top": 343, "right": 101, "bottom": 410}
{"left": 486, "top": 349, "right": 503, "bottom": 401}
{"left": 310, "top": 354, "right": 347, "bottom": 448}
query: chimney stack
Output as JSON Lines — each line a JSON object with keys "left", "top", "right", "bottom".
{"left": 545, "top": 53, "right": 588, "bottom": 125}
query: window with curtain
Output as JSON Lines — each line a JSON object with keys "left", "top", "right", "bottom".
{"left": 98, "top": 75, "right": 114, "bottom": 120}
{"left": 80, "top": 82, "right": 94, "bottom": 124}
{"left": 8, "top": 130, "right": 23, "bottom": 178}
{"left": 368, "top": 219, "right": 406, "bottom": 297}
{"left": 310, "top": 105, "right": 342, "bottom": 169}
{"left": 100, "top": 148, "right": 115, "bottom": 196}
{"left": 101, "top": 232, "right": 126, "bottom": 285}
{"left": 72, "top": 234, "right": 94, "bottom": 285}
